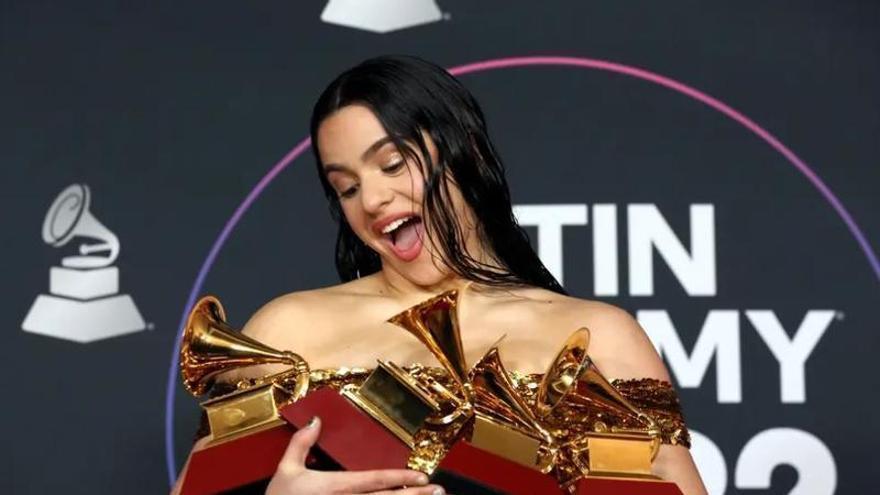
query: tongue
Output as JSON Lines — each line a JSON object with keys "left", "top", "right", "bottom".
{"left": 393, "top": 221, "right": 421, "bottom": 251}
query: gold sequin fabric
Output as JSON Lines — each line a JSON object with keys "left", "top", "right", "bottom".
{"left": 196, "top": 366, "right": 690, "bottom": 479}
{"left": 610, "top": 377, "right": 691, "bottom": 448}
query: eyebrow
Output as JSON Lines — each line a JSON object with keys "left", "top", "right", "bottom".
{"left": 323, "top": 136, "right": 396, "bottom": 174}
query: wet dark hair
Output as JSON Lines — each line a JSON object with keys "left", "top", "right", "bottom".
{"left": 310, "top": 55, "right": 565, "bottom": 295}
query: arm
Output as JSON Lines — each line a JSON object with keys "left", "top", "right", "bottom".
{"left": 580, "top": 302, "right": 708, "bottom": 495}
{"left": 654, "top": 445, "right": 707, "bottom": 495}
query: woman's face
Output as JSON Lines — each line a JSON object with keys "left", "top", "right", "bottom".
{"left": 317, "top": 104, "right": 472, "bottom": 286}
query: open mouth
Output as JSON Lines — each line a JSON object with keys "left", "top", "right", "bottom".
{"left": 381, "top": 215, "right": 424, "bottom": 261}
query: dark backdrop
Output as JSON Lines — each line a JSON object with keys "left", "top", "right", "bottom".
{"left": 3, "top": 1, "right": 878, "bottom": 493}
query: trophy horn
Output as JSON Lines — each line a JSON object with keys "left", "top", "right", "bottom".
{"left": 41, "top": 184, "right": 121, "bottom": 268}
{"left": 579, "top": 365, "right": 659, "bottom": 434}
{"left": 180, "top": 295, "right": 309, "bottom": 397}
{"left": 535, "top": 328, "right": 592, "bottom": 418}
{"left": 470, "top": 345, "right": 555, "bottom": 445}
{"left": 387, "top": 290, "right": 471, "bottom": 400}
{"left": 537, "top": 327, "right": 657, "bottom": 433}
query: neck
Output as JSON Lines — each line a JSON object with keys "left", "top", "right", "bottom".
{"left": 371, "top": 233, "right": 506, "bottom": 301}
{"left": 375, "top": 265, "right": 473, "bottom": 303}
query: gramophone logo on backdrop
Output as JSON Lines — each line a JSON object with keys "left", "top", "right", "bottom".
{"left": 321, "top": 0, "right": 444, "bottom": 33}
{"left": 21, "top": 184, "right": 145, "bottom": 343}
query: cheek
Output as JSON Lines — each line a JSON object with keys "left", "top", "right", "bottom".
{"left": 398, "top": 165, "right": 426, "bottom": 203}
{"left": 411, "top": 177, "right": 425, "bottom": 203}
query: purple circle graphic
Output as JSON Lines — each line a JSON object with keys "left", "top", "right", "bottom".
{"left": 164, "top": 55, "right": 880, "bottom": 485}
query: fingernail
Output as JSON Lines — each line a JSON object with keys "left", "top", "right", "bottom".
{"left": 431, "top": 487, "right": 445, "bottom": 495}
{"left": 414, "top": 473, "right": 429, "bottom": 485}
{"left": 307, "top": 416, "right": 319, "bottom": 428}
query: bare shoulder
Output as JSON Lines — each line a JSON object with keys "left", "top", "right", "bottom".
{"left": 505, "top": 287, "right": 670, "bottom": 381}
{"left": 241, "top": 288, "right": 324, "bottom": 341}
{"left": 229, "top": 279, "right": 391, "bottom": 378}
{"left": 240, "top": 280, "right": 369, "bottom": 347}
{"left": 499, "top": 285, "right": 636, "bottom": 333}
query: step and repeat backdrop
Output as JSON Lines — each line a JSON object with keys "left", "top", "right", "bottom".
{"left": 4, "top": 1, "right": 878, "bottom": 494}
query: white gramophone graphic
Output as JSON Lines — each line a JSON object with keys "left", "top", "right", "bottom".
{"left": 22, "top": 184, "right": 146, "bottom": 342}
{"left": 321, "top": 0, "right": 443, "bottom": 33}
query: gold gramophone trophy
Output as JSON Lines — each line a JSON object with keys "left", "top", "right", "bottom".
{"left": 178, "top": 295, "right": 314, "bottom": 494}
{"left": 180, "top": 295, "right": 311, "bottom": 443}
{"left": 389, "top": 289, "right": 681, "bottom": 495}
{"left": 543, "top": 329, "right": 662, "bottom": 480}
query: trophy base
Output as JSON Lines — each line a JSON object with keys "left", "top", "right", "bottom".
{"left": 182, "top": 424, "right": 293, "bottom": 495}
{"left": 182, "top": 387, "right": 408, "bottom": 494}
{"left": 22, "top": 293, "right": 145, "bottom": 342}
{"left": 202, "top": 383, "right": 293, "bottom": 444}
{"left": 50, "top": 266, "right": 119, "bottom": 299}
{"left": 434, "top": 440, "right": 684, "bottom": 495}
{"left": 573, "top": 476, "right": 684, "bottom": 494}
{"left": 281, "top": 388, "right": 412, "bottom": 470}
{"left": 432, "top": 440, "right": 560, "bottom": 494}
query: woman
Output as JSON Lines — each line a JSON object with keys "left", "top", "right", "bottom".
{"left": 174, "top": 55, "right": 707, "bottom": 495}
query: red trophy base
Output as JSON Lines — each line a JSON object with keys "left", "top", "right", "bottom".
{"left": 573, "top": 476, "right": 684, "bottom": 494}
{"left": 181, "top": 424, "right": 293, "bottom": 495}
{"left": 433, "top": 440, "right": 683, "bottom": 495}
{"left": 180, "top": 388, "right": 412, "bottom": 494}
{"left": 280, "top": 387, "right": 412, "bottom": 471}
{"left": 431, "top": 440, "right": 559, "bottom": 494}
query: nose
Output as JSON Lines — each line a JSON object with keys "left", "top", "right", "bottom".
{"left": 359, "top": 175, "right": 393, "bottom": 214}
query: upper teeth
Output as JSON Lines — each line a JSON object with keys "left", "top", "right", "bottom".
{"left": 382, "top": 216, "right": 413, "bottom": 235}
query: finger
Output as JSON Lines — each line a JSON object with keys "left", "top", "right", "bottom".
{"left": 326, "top": 469, "right": 429, "bottom": 493}
{"left": 277, "top": 416, "right": 321, "bottom": 471}
{"left": 364, "top": 485, "right": 445, "bottom": 495}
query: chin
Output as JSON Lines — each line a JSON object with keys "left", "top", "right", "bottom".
{"left": 409, "top": 269, "right": 453, "bottom": 288}
{"left": 388, "top": 254, "right": 454, "bottom": 287}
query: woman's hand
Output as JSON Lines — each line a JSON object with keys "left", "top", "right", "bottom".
{"left": 266, "top": 417, "right": 445, "bottom": 495}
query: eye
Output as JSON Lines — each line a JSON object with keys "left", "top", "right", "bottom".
{"left": 338, "top": 184, "right": 359, "bottom": 199}
{"left": 382, "top": 159, "right": 405, "bottom": 174}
